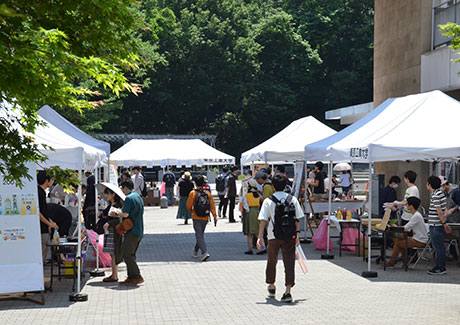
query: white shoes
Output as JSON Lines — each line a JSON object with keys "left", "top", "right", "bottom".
{"left": 201, "top": 253, "right": 210, "bottom": 262}
{"left": 192, "top": 251, "right": 198, "bottom": 258}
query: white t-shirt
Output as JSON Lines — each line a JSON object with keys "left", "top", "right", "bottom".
{"left": 340, "top": 173, "right": 351, "bottom": 187}
{"left": 131, "top": 173, "right": 144, "bottom": 196}
{"left": 404, "top": 211, "right": 428, "bottom": 243}
{"left": 401, "top": 185, "right": 420, "bottom": 221}
{"left": 258, "top": 192, "right": 304, "bottom": 241}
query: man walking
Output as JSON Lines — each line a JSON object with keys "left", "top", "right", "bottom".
{"left": 163, "top": 168, "right": 176, "bottom": 205}
{"left": 225, "top": 166, "right": 239, "bottom": 223}
{"left": 187, "top": 175, "right": 218, "bottom": 261}
{"left": 131, "top": 166, "right": 145, "bottom": 196}
{"left": 216, "top": 166, "right": 229, "bottom": 218}
{"left": 257, "top": 173, "right": 304, "bottom": 303}
{"left": 117, "top": 179, "right": 144, "bottom": 285}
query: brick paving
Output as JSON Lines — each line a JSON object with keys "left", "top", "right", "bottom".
{"left": 1, "top": 206, "right": 459, "bottom": 324}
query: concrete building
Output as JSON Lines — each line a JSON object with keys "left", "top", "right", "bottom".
{"left": 326, "top": 0, "right": 460, "bottom": 209}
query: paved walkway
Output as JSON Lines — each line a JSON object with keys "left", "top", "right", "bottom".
{"left": 1, "top": 206, "right": 459, "bottom": 324}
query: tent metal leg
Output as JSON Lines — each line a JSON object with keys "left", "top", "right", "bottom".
{"left": 69, "top": 169, "right": 89, "bottom": 302}
{"left": 321, "top": 161, "right": 334, "bottom": 260}
{"left": 362, "top": 162, "right": 377, "bottom": 278}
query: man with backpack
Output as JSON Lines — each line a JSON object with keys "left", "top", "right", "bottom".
{"left": 257, "top": 173, "right": 304, "bottom": 303}
{"left": 187, "top": 175, "right": 218, "bottom": 261}
{"left": 216, "top": 166, "right": 229, "bottom": 218}
{"left": 163, "top": 168, "right": 176, "bottom": 206}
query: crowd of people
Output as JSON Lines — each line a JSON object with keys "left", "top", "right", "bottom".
{"left": 38, "top": 169, "right": 146, "bottom": 287}
{"left": 380, "top": 170, "right": 460, "bottom": 275}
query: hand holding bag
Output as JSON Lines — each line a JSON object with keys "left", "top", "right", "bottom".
{"left": 115, "top": 196, "right": 141, "bottom": 236}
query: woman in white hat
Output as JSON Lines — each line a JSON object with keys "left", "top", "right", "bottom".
{"left": 96, "top": 183, "right": 125, "bottom": 282}
{"left": 176, "top": 171, "right": 194, "bottom": 224}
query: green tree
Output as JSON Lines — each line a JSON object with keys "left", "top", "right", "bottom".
{"left": 0, "top": 1, "right": 154, "bottom": 184}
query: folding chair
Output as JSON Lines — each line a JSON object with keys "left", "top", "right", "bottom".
{"left": 409, "top": 237, "right": 433, "bottom": 270}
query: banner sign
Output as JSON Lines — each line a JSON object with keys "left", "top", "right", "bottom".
{"left": 0, "top": 162, "right": 44, "bottom": 294}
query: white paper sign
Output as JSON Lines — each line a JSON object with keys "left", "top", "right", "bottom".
{"left": 0, "top": 162, "right": 44, "bottom": 294}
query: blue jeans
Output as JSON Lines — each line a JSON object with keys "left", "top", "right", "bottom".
{"left": 429, "top": 226, "right": 446, "bottom": 270}
{"left": 165, "top": 186, "right": 174, "bottom": 205}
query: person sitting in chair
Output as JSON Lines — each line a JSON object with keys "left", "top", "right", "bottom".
{"left": 380, "top": 196, "right": 428, "bottom": 268}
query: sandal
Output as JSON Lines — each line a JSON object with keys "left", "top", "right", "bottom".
{"left": 103, "top": 276, "right": 118, "bottom": 283}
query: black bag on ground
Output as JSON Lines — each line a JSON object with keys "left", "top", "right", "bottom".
{"left": 194, "top": 190, "right": 210, "bottom": 217}
{"left": 269, "top": 194, "right": 297, "bottom": 240}
{"left": 215, "top": 175, "right": 226, "bottom": 192}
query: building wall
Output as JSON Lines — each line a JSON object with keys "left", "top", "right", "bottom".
{"left": 373, "top": 1, "right": 433, "bottom": 209}
{"left": 374, "top": 0, "right": 432, "bottom": 106}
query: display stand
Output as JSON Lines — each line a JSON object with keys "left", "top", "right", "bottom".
{"left": 0, "top": 291, "right": 45, "bottom": 305}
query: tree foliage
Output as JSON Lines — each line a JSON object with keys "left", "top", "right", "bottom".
{"left": 0, "top": 0, "right": 153, "bottom": 184}
{"left": 99, "top": 0, "right": 374, "bottom": 159}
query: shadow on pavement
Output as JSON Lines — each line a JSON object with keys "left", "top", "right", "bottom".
{"left": 256, "top": 297, "right": 307, "bottom": 307}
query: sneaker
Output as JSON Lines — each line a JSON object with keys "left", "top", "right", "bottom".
{"left": 281, "top": 293, "right": 293, "bottom": 303}
{"left": 192, "top": 251, "right": 198, "bottom": 258}
{"left": 201, "top": 253, "right": 210, "bottom": 262}
{"left": 244, "top": 250, "right": 254, "bottom": 255}
{"left": 267, "top": 285, "right": 276, "bottom": 298}
{"left": 256, "top": 249, "right": 267, "bottom": 255}
{"left": 427, "top": 267, "right": 447, "bottom": 275}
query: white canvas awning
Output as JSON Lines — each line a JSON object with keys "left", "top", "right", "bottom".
{"left": 111, "top": 139, "right": 235, "bottom": 167}
{"left": 1, "top": 102, "right": 107, "bottom": 170}
{"left": 241, "top": 116, "right": 336, "bottom": 165}
{"left": 37, "top": 105, "right": 110, "bottom": 156}
{"left": 304, "top": 90, "right": 460, "bottom": 163}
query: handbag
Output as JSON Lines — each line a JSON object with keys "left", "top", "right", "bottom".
{"left": 115, "top": 196, "right": 141, "bottom": 236}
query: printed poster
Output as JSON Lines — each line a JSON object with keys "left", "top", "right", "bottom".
{"left": 0, "top": 162, "right": 44, "bottom": 294}
{"left": 291, "top": 161, "right": 305, "bottom": 199}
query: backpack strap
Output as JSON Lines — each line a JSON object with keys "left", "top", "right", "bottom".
{"left": 269, "top": 194, "right": 279, "bottom": 204}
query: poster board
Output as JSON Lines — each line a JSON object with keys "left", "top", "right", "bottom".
{"left": 291, "top": 161, "right": 305, "bottom": 199}
{"left": 108, "top": 161, "right": 118, "bottom": 186}
{"left": 0, "top": 162, "right": 44, "bottom": 294}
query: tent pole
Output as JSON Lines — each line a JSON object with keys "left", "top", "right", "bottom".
{"left": 362, "top": 161, "right": 378, "bottom": 278}
{"left": 321, "top": 161, "right": 334, "bottom": 259}
{"left": 69, "top": 169, "right": 88, "bottom": 301}
{"left": 90, "top": 167, "right": 104, "bottom": 277}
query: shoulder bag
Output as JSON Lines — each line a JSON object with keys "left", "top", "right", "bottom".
{"left": 115, "top": 196, "right": 142, "bottom": 235}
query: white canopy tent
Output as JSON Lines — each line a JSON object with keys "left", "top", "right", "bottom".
{"left": 303, "top": 90, "right": 460, "bottom": 277}
{"left": 1, "top": 102, "right": 108, "bottom": 301}
{"left": 305, "top": 90, "right": 460, "bottom": 162}
{"left": 241, "top": 116, "right": 337, "bottom": 165}
{"left": 37, "top": 105, "right": 111, "bottom": 156}
{"left": 111, "top": 139, "right": 235, "bottom": 167}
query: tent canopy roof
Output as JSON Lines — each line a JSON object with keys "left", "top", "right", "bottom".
{"left": 111, "top": 139, "right": 235, "bottom": 167}
{"left": 1, "top": 102, "right": 107, "bottom": 170}
{"left": 305, "top": 90, "right": 460, "bottom": 163}
{"left": 37, "top": 105, "right": 110, "bottom": 156}
{"left": 241, "top": 116, "right": 336, "bottom": 165}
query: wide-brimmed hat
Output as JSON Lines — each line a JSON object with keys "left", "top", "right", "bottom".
{"left": 96, "top": 182, "right": 126, "bottom": 201}
{"left": 182, "top": 171, "right": 192, "bottom": 180}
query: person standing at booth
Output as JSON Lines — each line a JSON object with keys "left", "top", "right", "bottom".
{"left": 37, "top": 170, "right": 59, "bottom": 262}
{"left": 116, "top": 179, "right": 144, "bottom": 286}
{"left": 163, "top": 168, "right": 176, "bottom": 206}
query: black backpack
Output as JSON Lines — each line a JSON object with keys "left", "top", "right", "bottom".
{"left": 164, "top": 173, "right": 175, "bottom": 187}
{"left": 269, "top": 194, "right": 297, "bottom": 240}
{"left": 215, "top": 174, "right": 226, "bottom": 192}
{"left": 194, "top": 190, "right": 210, "bottom": 217}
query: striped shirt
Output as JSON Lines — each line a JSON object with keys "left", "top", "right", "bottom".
{"left": 428, "top": 189, "right": 447, "bottom": 225}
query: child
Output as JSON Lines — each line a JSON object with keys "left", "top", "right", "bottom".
{"left": 241, "top": 179, "right": 263, "bottom": 255}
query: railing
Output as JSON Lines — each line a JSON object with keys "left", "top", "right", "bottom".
{"left": 433, "top": 0, "right": 460, "bottom": 49}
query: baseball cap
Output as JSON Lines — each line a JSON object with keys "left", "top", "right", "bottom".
{"left": 439, "top": 176, "right": 448, "bottom": 186}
